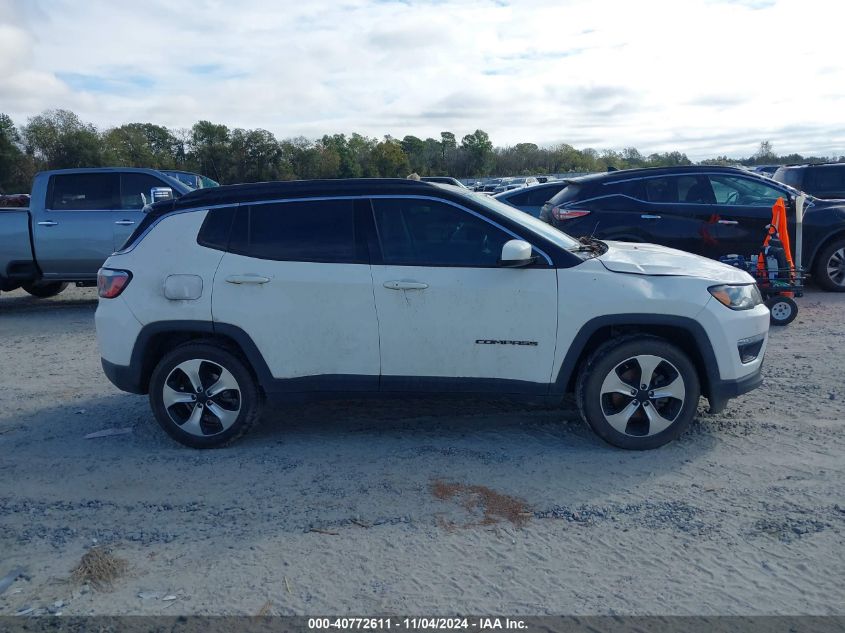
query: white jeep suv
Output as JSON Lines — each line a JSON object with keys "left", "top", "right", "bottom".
{"left": 95, "top": 179, "right": 769, "bottom": 450}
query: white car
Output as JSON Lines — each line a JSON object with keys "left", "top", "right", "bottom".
{"left": 95, "top": 179, "right": 769, "bottom": 450}
{"left": 493, "top": 176, "right": 539, "bottom": 193}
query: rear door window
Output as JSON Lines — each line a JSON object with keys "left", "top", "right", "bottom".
{"left": 641, "top": 176, "right": 713, "bottom": 204}
{"left": 48, "top": 173, "right": 119, "bottom": 210}
{"left": 228, "top": 199, "right": 359, "bottom": 263}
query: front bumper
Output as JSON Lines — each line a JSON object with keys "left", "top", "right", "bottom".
{"left": 706, "top": 362, "right": 763, "bottom": 414}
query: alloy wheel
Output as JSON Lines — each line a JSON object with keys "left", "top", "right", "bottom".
{"left": 826, "top": 248, "right": 845, "bottom": 287}
{"left": 599, "top": 354, "right": 686, "bottom": 437}
{"left": 162, "top": 359, "right": 241, "bottom": 437}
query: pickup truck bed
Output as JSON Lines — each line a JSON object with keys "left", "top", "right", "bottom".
{"left": 0, "top": 207, "right": 37, "bottom": 289}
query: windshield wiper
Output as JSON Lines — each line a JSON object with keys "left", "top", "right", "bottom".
{"left": 569, "top": 235, "right": 607, "bottom": 255}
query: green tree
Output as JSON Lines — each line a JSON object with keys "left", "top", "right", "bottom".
{"left": 229, "top": 128, "right": 290, "bottom": 182}
{"left": 460, "top": 129, "right": 493, "bottom": 176}
{"left": 401, "top": 135, "right": 426, "bottom": 173}
{"left": 371, "top": 139, "right": 409, "bottom": 177}
{"left": 189, "top": 121, "right": 230, "bottom": 182}
{"left": 102, "top": 123, "right": 179, "bottom": 169}
{"left": 440, "top": 131, "right": 457, "bottom": 173}
{"left": 321, "top": 134, "right": 362, "bottom": 178}
{"left": 23, "top": 109, "right": 102, "bottom": 169}
{"left": 0, "top": 113, "right": 33, "bottom": 192}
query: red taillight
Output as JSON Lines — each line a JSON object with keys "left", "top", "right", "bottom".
{"left": 97, "top": 268, "right": 132, "bottom": 299}
{"left": 551, "top": 206, "right": 591, "bottom": 221}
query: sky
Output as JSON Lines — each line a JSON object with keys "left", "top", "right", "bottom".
{"left": 0, "top": 0, "right": 843, "bottom": 160}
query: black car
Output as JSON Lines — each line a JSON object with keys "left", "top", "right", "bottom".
{"left": 539, "top": 166, "right": 845, "bottom": 291}
{"left": 773, "top": 163, "right": 845, "bottom": 200}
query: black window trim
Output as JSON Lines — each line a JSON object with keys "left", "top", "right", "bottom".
{"left": 367, "top": 194, "right": 553, "bottom": 269}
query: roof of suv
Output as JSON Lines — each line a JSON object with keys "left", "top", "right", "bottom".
{"left": 565, "top": 165, "right": 765, "bottom": 185}
{"left": 168, "top": 177, "right": 442, "bottom": 211}
{"left": 127, "top": 178, "right": 452, "bottom": 247}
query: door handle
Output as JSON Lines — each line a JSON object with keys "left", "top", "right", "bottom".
{"left": 383, "top": 280, "right": 429, "bottom": 290}
{"left": 114, "top": 220, "right": 136, "bottom": 226}
{"left": 717, "top": 219, "right": 739, "bottom": 225}
{"left": 225, "top": 274, "right": 270, "bottom": 284}
{"left": 37, "top": 220, "right": 58, "bottom": 226}
{"left": 640, "top": 214, "right": 661, "bottom": 219}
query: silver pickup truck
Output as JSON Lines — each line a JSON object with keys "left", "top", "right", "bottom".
{"left": 0, "top": 168, "right": 194, "bottom": 298}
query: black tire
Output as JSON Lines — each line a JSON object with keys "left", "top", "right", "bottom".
{"left": 149, "top": 342, "right": 263, "bottom": 448}
{"left": 22, "top": 281, "right": 69, "bottom": 298}
{"left": 813, "top": 238, "right": 845, "bottom": 292}
{"left": 576, "top": 335, "right": 701, "bottom": 450}
{"left": 765, "top": 296, "right": 798, "bottom": 326}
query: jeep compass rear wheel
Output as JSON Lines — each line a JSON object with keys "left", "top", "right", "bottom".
{"left": 576, "top": 336, "right": 700, "bottom": 450}
{"left": 149, "top": 343, "right": 262, "bottom": 448}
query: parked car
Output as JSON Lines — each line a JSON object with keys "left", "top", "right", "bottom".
{"left": 160, "top": 170, "right": 220, "bottom": 190}
{"left": 0, "top": 168, "right": 192, "bottom": 298}
{"left": 493, "top": 176, "right": 539, "bottom": 193}
{"left": 539, "top": 165, "right": 845, "bottom": 292}
{"left": 773, "top": 163, "right": 845, "bottom": 200}
{"left": 420, "top": 176, "right": 467, "bottom": 188}
{"left": 493, "top": 181, "right": 569, "bottom": 217}
{"left": 479, "top": 178, "right": 504, "bottom": 194}
{"left": 95, "top": 178, "right": 768, "bottom": 450}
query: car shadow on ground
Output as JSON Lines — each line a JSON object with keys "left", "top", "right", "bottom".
{"left": 3, "top": 391, "right": 720, "bottom": 521}
{"left": 0, "top": 290, "right": 98, "bottom": 314}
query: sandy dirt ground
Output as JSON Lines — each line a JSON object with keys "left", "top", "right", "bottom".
{"left": 0, "top": 286, "right": 843, "bottom": 616}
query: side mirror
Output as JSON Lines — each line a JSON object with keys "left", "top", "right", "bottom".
{"left": 499, "top": 239, "right": 536, "bottom": 267}
{"left": 150, "top": 187, "right": 174, "bottom": 203}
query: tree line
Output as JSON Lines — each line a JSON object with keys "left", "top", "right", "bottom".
{"left": 0, "top": 109, "right": 842, "bottom": 193}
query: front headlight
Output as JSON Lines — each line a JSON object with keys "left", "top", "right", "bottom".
{"left": 708, "top": 284, "right": 763, "bottom": 310}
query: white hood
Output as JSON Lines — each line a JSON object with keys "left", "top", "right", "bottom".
{"left": 597, "top": 241, "right": 755, "bottom": 284}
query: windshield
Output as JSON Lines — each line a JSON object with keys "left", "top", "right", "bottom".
{"left": 161, "top": 171, "right": 198, "bottom": 189}
{"left": 454, "top": 189, "right": 581, "bottom": 249}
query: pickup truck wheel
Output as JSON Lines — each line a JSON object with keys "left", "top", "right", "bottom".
{"left": 149, "top": 343, "right": 262, "bottom": 449}
{"left": 22, "top": 281, "right": 69, "bottom": 298}
{"left": 814, "top": 239, "right": 845, "bottom": 292}
{"left": 576, "top": 336, "right": 700, "bottom": 450}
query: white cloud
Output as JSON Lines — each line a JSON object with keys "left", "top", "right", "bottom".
{"left": 0, "top": 0, "right": 842, "bottom": 159}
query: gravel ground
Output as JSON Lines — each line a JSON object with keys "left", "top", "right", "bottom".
{"left": 0, "top": 286, "right": 843, "bottom": 616}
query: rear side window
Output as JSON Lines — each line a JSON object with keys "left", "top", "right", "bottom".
{"left": 48, "top": 173, "right": 119, "bottom": 210}
{"left": 530, "top": 184, "right": 566, "bottom": 204}
{"left": 228, "top": 199, "right": 358, "bottom": 263}
{"left": 547, "top": 184, "right": 582, "bottom": 206}
{"left": 197, "top": 206, "right": 237, "bottom": 251}
{"left": 505, "top": 190, "right": 533, "bottom": 205}
{"left": 803, "top": 167, "right": 845, "bottom": 195}
{"left": 774, "top": 168, "right": 803, "bottom": 189}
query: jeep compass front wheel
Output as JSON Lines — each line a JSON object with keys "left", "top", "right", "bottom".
{"left": 576, "top": 336, "right": 700, "bottom": 450}
{"left": 149, "top": 343, "right": 262, "bottom": 448}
